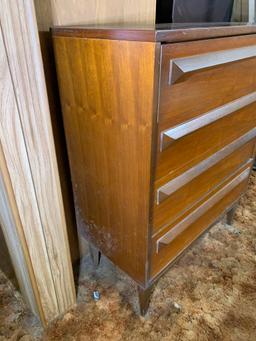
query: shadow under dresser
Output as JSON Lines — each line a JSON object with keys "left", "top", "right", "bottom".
{"left": 52, "top": 23, "right": 256, "bottom": 315}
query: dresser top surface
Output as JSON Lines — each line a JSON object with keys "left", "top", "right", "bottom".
{"left": 53, "top": 22, "right": 256, "bottom": 43}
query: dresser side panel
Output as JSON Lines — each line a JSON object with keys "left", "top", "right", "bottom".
{"left": 53, "top": 36, "right": 157, "bottom": 285}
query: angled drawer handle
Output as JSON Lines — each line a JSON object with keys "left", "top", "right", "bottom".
{"left": 156, "top": 167, "right": 251, "bottom": 253}
{"left": 157, "top": 128, "right": 256, "bottom": 204}
{"left": 160, "top": 92, "right": 256, "bottom": 151}
{"left": 169, "top": 45, "right": 256, "bottom": 85}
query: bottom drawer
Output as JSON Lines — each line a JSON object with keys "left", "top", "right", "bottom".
{"left": 150, "top": 165, "right": 251, "bottom": 279}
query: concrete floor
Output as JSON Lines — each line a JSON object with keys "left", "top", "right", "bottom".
{"left": 1, "top": 173, "right": 256, "bottom": 341}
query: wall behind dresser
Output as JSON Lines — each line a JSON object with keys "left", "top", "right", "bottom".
{"left": 34, "top": 0, "right": 156, "bottom": 30}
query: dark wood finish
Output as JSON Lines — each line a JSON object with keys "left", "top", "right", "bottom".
{"left": 53, "top": 36, "right": 157, "bottom": 286}
{"left": 53, "top": 25, "right": 256, "bottom": 315}
{"left": 138, "top": 285, "right": 153, "bottom": 316}
{"left": 52, "top": 24, "right": 256, "bottom": 43}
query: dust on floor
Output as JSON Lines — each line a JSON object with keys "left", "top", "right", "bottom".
{"left": 1, "top": 173, "right": 256, "bottom": 341}
{"left": 0, "top": 271, "right": 42, "bottom": 341}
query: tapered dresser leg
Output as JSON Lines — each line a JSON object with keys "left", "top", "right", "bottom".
{"left": 138, "top": 285, "right": 153, "bottom": 316}
{"left": 226, "top": 206, "right": 237, "bottom": 225}
{"left": 89, "top": 243, "right": 101, "bottom": 267}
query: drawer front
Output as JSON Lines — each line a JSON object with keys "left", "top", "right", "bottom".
{"left": 150, "top": 166, "right": 251, "bottom": 279}
{"left": 153, "top": 139, "right": 255, "bottom": 234}
{"left": 159, "top": 35, "right": 256, "bottom": 134}
{"left": 156, "top": 105, "right": 256, "bottom": 183}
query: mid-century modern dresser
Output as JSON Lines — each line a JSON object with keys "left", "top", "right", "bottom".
{"left": 53, "top": 24, "right": 256, "bottom": 314}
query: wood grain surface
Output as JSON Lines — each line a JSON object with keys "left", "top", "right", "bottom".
{"left": 33, "top": 0, "right": 159, "bottom": 264}
{"left": 0, "top": 24, "right": 51, "bottom": 322}
{"left": 151, "top": 170, "right": 250, "bottom": 278}
{"left": 159, "top": 35, "right": 256, "bottom": 132}
{"left": 153, "top": 140, "right": 255, "bottom": 233}
{"left": 53, "top": 26, "right": 256, "bottom": 314}
{"left": 156, "top": 104, "right": 256, "bottom": 184}
{"left": 0, "top": 0, "right": 76, "bottom": 323}
{"left": 0, "top": 141, "right": 43, "bottom": 320}
{"left": 34, "top": 0, "right": 156, "bottom": 31}
{"left": 53, "top": 36, "right": 157, "bottom": 285}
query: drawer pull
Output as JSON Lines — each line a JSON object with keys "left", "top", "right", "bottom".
{"left": 156, "top": 167, "right": 251, "bottom": 253}
{"left": 169, "top": 45, "right": 256, "bottom": 85}
{"left": 161, "top": 92, "right": 256, "bottom": 151}
{"left": 157, "top": 128, "right": 256, "bottom": 204}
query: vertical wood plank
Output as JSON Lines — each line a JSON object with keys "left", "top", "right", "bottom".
{"left": 0, "top": 0, "right": 76, "bottom": 323}
{"left": 0, "top": 24, "right": 58, "bottom": 321}
{"left": 0, "top": 143, "right": 41, "bottom": 319}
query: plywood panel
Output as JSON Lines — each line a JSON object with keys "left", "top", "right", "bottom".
{"left": 0, "top": 0, "right": 76, "bottom": 324}
{"left": 34, "top": 0, "right": 156, "bottom": 31}
{"left": 232, "top": 0, "right": 249, "bottom": 22}
{"left": 0, "top": 144, "right": 40, "bottom": 318}
{"left": 0, "top": 0, "right": 75, "bottom": 314}
{"left": 0, "top": 22, "right": 59, "bottom": 322}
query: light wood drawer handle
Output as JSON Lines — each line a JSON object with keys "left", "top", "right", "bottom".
{"left": 169, "top": 45, "right": 256, "bottom": 85}
{"left": 160, "top": 92, "right": 256, "bottom": 151}
{"left": 156, "top": 167, "right": 251, "bottom": 253}
{"left": 157, "top": 128, "right": 256, "bottom": 204}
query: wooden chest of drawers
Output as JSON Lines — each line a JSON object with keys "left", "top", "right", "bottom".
{"left": 53, "top": 24, "right": 256, "bottom": 315}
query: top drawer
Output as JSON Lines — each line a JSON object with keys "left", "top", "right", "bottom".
{"left": 159, "top": 35, "right": 256, "bottom": 135}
